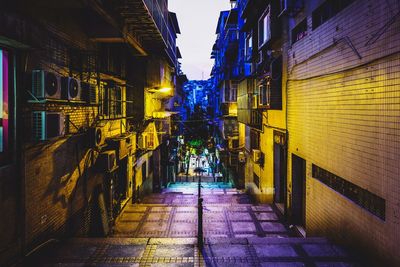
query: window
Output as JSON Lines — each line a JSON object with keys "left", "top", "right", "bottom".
{"left": 312, "top": 0, "right": 355, "bottom": 30}
{"left": 0, "top": 49, "right": 11, "bottom": 165}
{"left": 258, "top": 56, "right": 283, "bottom": 110}
{"left": 292, "top": 18, "right": 308, "bottom": 44}
{"left": 250, "top": 129, "right": 260, "bottom": 150}
{"left": 142, "top": 161, "right": 147, "bottom": 180}
{"left": 245, "top": 33, "right": 253, "bottom": 61}
{"left": 103, "top": 83, "right": 123, "bottom": 118}
{"left": 230, "top": 81, "right": 238, "bottom": 102}
{"left": 148, "top": 133, "right": 154, "bottom": 149}
{"left": 258, "top": 6, "right": 271, "bottom": 47}
{"left": 259, "top": 79, "right": 271, "bottom": 107}
{"left": 224, "top": 81, "right": 230, "bottom": 102}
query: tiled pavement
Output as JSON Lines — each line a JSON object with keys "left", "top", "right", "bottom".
{"left": 27, "top": 181, "right": 363, "bottom": 266}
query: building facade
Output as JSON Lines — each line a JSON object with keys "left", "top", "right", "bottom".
{"left": 212, "top": 0, "right": 400, "bottom": 265}
{"left": 286, "top": 0, "right": 400, "bottom": 264}
{"left": 0, "top": 0, "right": 182, "bottom": 265}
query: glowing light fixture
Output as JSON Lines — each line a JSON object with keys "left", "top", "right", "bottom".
{"left": 148, "top": 87, "right": 172, "bottom": 93}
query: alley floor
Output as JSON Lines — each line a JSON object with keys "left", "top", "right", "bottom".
{"left": 27, "top": 179, "right": 363, "bottom": 266}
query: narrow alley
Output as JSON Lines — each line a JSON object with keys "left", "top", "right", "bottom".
{"left": 28, "top": 178, "right": 359, "bottom": 266}
{"left": 0, "top": 0, "right": 399, "bottom": 266}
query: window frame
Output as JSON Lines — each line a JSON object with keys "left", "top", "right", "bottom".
{"left": 102, "top": 82, "right": 124, "bottom": 118}
{"left": 258, "top": 6, "right": 271, "bottom": 48}
{"left": 245, "top": 32, "right": 253, "bottom": 61}
{"left": 292, "top": 18, "right": 308, "bottom": 44}
{"left": 258, "top": 79, "right": 271, "bottom": 107}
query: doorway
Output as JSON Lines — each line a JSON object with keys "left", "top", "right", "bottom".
{"left": 291, "top": 154, "right": 306, "bottom": 227}
{"left": 273, "top": 143, "right": 286, "bottom": 212}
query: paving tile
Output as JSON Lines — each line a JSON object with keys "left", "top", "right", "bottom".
{"left": 152, "top": 206, "right": 173, "bottom": 212}
{"left": 231, "top": 222, "right": 257, "bottom": 233}
{"left": 147, "top": 212, "right": 170, "bottom": 221}
{"left": 170, "top": 222, "right": 196, "bottom": 233}
{"left": 255, "top": 212, "right": 278, "bottom": 221}
{"left": 303, "top": 244, "right": 348, "bottom": 257}
{"left": 105, "top": 245, "right": 146, "bottom": 257}
{"left": 120, "top": 212, "right": 145, "bottom": 221}
{"left": 140, "top": 221, "right": 168, "bottom": 232}
{"left": 204, "top": 221, "right": 228, "bottom": 232}
{"left": 252, "top": 205, "right": 273, "bottom": 212}
{"left": 260, "top": 263, "right": 305, "bottom": 267}
{"left": 254, "top": 244, "right": 298, "bottom": 257}
{"left": 176, "top": 207, "right": 197, "bottom": 213}
{"left": 174, "top": 212, "right": 197, "bottom": 221}
{"left": 228, "top": 212, "right": 252, "bottom": 221}
{"left": 315, "top": 262, "right": 355, "bottom": 267}
{"left": 50, "top": 245, "right": 97, "bottom": 260}
{"left": 151, "top": 264, "right": 193, "bottom": 267}
{"left": 260, "top": 222, "right": 287, "bottom": 233}
{"left": 154, "top": 245, "right": 193, "bottom": 257}
{"left": 204, "top": 212, "right": 225, "bottom": 221}
{"left": 205, "top": 244, "right": 247, "bottom": 257}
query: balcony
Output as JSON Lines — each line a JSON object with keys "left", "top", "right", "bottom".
{"left": 112, "top": 0, "right": 176, "bottom": 62}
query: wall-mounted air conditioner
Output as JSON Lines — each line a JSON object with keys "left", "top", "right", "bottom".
{"left": 89, "top": 125, "right": 106, "bottom": 148}
{"left": 81, "top": 82, "right": 97, "bottom": 104}
{"left": 32, "top": 111, "right": 65, "bottom": 141}
{"left": 32, "top": 70, "right": 61, "bottom": 99}
{"left": 61, "top": 77, "right": 82, "bottom": 101}
{"left": 97, "top": 150, "right": 117, "bottom": 172}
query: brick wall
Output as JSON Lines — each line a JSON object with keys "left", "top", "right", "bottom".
{"left": 287, "top": 0, "right": 400, "bottom": 264}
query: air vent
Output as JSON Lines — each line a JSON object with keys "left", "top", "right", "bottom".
{"left": 81, "top": 82, "right": 98, "bottom": 104}
{"left": 32, "top": 111, "right": 65, "bottom": 141}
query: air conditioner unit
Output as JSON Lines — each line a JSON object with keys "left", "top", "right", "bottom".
{"left": 252, "top": 95, "right": 259, "bottom": 109}
{"left": 89, "top": 126, "right": 106, "bottom": 148}
{"left": 238, "top": 151, "right": 246, "bottom": 163}
{"left": 31, "top": 70, "right": 61, "bottom": 99}
{"left": 32, "top": 111, "right": 65, "bottom": 141}
{"left": 81, "top": 82, "right": 97, "bottom": 104}
{"left": 61, "top": 77, "right": 82, "bottom": 101}
{"left": 97, "top": 150, "right": 117, "bottom": 172}
{"left": 252, "top": 149, "right": 261, "bottom": 163}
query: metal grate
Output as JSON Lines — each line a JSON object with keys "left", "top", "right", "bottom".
{"left": 312, "top": 164, "right": 385, "bottom": 220}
